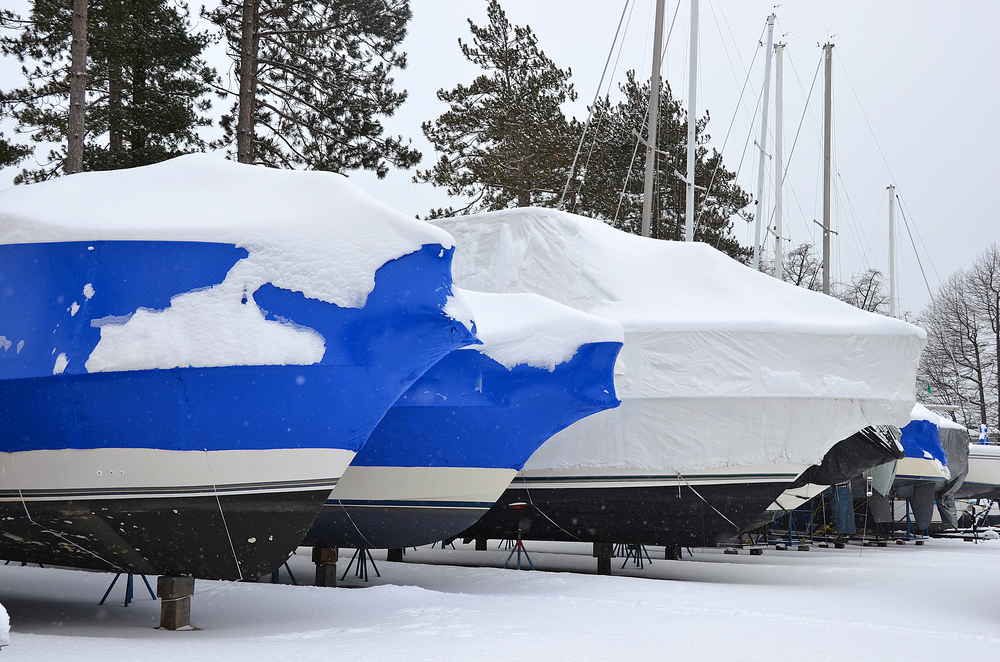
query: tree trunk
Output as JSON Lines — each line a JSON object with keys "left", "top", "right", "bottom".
{"left": 236, "top": 0, "right": 259, "bottom": 164}
{"left": 108, "top": 66, "right": 122, "bottom": 153}
{"left": 131, "top": 63, "right": 148, "bottom": 151}
{"left": 67, "top": 0, "right": 88, "bottom": 174}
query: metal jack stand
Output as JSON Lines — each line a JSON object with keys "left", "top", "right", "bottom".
{"left": 100, "top": 573, "right": 156, "bottom": 607}
{"left": 341, "top": 548, "right": 381, "bottom": 582}
{"left": 270, "top": 561, "right": 299, "bottom": 585}
{"left": 503, "top": 529, "right": 535, "bottom": 570}
{"left": 620, "top": 544, "right": 653, "bottom": 569}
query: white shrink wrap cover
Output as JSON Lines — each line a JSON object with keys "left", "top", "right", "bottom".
{"left": 435, "top": 208, "right": 926, "bottom": 475}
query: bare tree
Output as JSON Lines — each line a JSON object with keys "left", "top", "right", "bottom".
{"left": 835, "top": 268, "right": 889, "bottom": 314}
{"left": 781, "top": 242, "right": 822, "bottom": 291}
{"left": 919, "top": 249, "right": 999, "bottom": 431}
{"left": 967, "top": 243, "right": 1000, "bottom": 429}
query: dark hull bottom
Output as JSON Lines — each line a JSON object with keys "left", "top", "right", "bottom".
{"left": 458, "top": 482, "right": 793, "bottom": 548}
{"left": 304, "top": 504, "right": 489, "bottom": 550}
{"left": 954, "top": 483, "right": 1000, "bottom": 500}
{"left": 0, "top": 489, "right": 330, "bottom": 580}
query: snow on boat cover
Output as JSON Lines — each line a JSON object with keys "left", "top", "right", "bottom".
{"left": 435, "top": 208, "right": 926, "bottom": 475}
{"left": 306, "top": 289, "right": 624, "bottom": 549}
{"left": 0, "top": 155, "right": 475, "bottom": 579}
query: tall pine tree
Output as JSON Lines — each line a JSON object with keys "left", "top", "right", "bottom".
{"left": 570, "top": 71, "right": 751, "bottom": 263}
{"left": 0, "top": 9, "right": 34, "bottom": 168}
{"left": 416, "top": 0, "right": 578, "bottom": 215}
{"left": 1, "top": 0, "right": 215, "bottom": 181}
{"left": 206, "top": 0, "right": 420, "bottom": 175}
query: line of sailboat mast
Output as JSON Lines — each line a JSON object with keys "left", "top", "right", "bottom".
{"left": 774, "top": 42, "right": 785, "bottom": 279}
{"left": 822, "top": 42, "right": 834, "bottom": 294}
{"left": 642, "top": 0, "right": 698, "bottom": 242}
{"left": 640, "top": 0, "right": 666, "bottom": 238}
{"left": 751, "top": 14, "right": 776, "bottom": 271}
{"left": 684, "top": 0, "right": 698, "bottom": 242}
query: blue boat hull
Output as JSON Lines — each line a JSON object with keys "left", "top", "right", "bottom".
{"left": 0, "top": 240, "right": 474, "bottom": 578}
{"left": 305, "top": 341, "right": 622, "bottom": 549}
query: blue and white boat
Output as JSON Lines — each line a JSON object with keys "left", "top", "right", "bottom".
{"left": 304, "top": 290, "right": 623, "bottom": 549}
{"left": 0, "top": 155, "right": 475, "bottom": 579}
{"left": 895, "top": 404, "right": 953, "bottom": 487}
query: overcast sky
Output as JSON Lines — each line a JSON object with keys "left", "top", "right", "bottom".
{"left": 3, "top": 0, "right": 997, "bottom": 315}
{"left": 344, "top": 0, "right": 999, "bottom": 316}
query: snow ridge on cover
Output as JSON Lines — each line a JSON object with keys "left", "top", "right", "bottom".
{"left": 434, "top": 208, "right": 927, "bottom": 473}
{"left": 911, "top": 403, "right": 967, "bottom": 431}
{"left": 456, "top": 289, "right": 623, "bottom": 371}
{"left": 0, "top": 154, "right": 454, "bottom": 309}
{"left": 438, "top": 207, "right": 923, "bottom": 335}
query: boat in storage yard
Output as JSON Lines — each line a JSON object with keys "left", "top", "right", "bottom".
{"left": 438, "top": 208, "right": 926, "bottom": 548}
{"left": 304, "top": 290, "right": 623, "bottom": 550}
{"left": 891, "top": 403, "right": 968, "bottom": 530}
{"left": 0, "top": 155, "right": 475, "bottom": 580}
{"left": 956, "top": 445, "right": 1000, "bottom": 501}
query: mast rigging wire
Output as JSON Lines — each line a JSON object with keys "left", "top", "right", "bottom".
{"left": 897, "top": 197, "right": 936, "bottom": 300}
{"left": 559, "top": 0, "right": 633, "bottom": 208}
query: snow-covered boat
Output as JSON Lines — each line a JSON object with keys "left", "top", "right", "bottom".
{"left": 0, "top": 155, "right": 475, "bottom": 579}
{"left": 895, "top": 404, "right": 954, "bottom": 485}
{"left": 304, "top": 290, "right": 623, "bottom": 549}
{"left": 955, "top": 445, "right": 1000, "bottom": 500}
{"left": 437, "top": 208, "right": 925, "bottom": 548}
{"left": 885, "top": 404, "right": 968, "bottom": 530}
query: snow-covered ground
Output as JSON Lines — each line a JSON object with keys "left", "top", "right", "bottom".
{"left": 2, "top": 537, "right": 999, "bottom": 660}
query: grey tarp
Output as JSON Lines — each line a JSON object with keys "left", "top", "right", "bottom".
{"left": 935, "top": 427, "right": 971, "bottom": 528}
{"left": 831, "top": 484, "right": 856, "bottom": 534}
{"left": 869, "top": 495, "right": 893, "bottom": 524}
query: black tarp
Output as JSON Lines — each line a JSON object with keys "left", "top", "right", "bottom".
{"left": 911, "top": 482, "right": 937, "bottom": 531}
{"left": 790, "top": 426, "right": 904, "bottom": 489}
{"left": 869, "top": 495, "right": 893, "bottom": 524}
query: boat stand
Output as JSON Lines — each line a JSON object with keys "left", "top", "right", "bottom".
{"left": 340, "top": 547, "right": 381, "bottom": 582}
{"left": 503, "top": 529, "right": 534, "bottom": 570}
{"left": 896, "top": 497, "right": 918, "bottom": 540}
{"left": 99, "top": 572, "right": 156, "bottom": 607}
{"left": 620, "top": 544, "right": 652, "bottom": 569}
{"left": 270, "top": 561, "right": 299, "bottom": 585}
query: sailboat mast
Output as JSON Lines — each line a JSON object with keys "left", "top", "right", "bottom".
{"left": 774, "top": 42, "right": 785, "bottom": 280}
{"left": 822, "top": 42, "right": 834, "bottom": 295}
{"left": 888, "top": 183, "right": 897, "bottom": 317}
{"left": 641, "top": 0, "right": 667, "bottom": 238}
{"left": 684, "top": 0, "right": 699, "bottom": 242}
{"left": 751, "top": 14, "right": 776, "bottom": 271}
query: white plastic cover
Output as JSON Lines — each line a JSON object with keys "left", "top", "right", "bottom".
{"left": 455, "top": 289, "right": 623, "bottom": 371}
{"left": 434, "top": 208, "right": 927, "bottom": 474}
{"left": 0, "top": 154, "right": 454, "bottom": 309}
